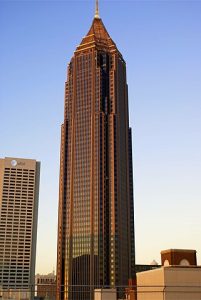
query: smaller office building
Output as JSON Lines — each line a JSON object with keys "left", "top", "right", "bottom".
{"left": 0, "top": 157, "right": 40, "bottom": 299}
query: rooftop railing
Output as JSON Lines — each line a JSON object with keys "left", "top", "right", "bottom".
{"left": 1, "top": 284, "right": 201, "bottom": 300}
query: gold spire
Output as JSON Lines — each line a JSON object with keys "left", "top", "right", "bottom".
{"left": 95, "top": 0, "right": 100, "bottom": 19}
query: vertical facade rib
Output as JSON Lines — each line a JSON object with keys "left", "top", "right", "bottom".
{"left": 57, "top": 16, "right": 135, "bottom": 300}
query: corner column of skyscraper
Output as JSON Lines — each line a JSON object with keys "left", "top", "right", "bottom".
{"left": 57, "top": 6, "right": 135, "bottom": 300}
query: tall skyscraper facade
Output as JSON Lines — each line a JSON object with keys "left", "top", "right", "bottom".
{"left": 57, "top": 3, "right": 135, "bottom": 300}
{"left": 0, "top": 157, "right": 40, "bottom": 298}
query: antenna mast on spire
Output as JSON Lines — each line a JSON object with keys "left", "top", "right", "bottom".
{"left": 95, "top": 0, "right": 100, "bottom": 19}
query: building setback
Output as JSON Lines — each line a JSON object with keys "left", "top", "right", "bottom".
{"left": 56, "top": 2, "right": 135, "bottom": 300}
{"left": 0, "top": 157, "right": 40, "bottom": 297}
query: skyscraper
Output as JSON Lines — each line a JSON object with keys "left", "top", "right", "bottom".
{"left": 0, "top": 157, "right": 40, "bottom": 299}
{"left": 57, "top": 2, "right": 135, "bottom": 299}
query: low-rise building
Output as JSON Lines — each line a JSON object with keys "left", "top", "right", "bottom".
{"left": 94, "top": 289, "right": 116, "bottom": 300}
{"left": 137, "top": 265, "right": 201, "bottom": 300}
{"left": 137, "top": 249, "right": 201, "bottom": 300}
{"left": 35, "top": 272, "right": 56, "bottom": 300}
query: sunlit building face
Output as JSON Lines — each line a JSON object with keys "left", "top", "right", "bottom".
{"left": 57, "top": 6, "right": 135, "bottom": 300}
{"left": 0, "top": 157, "right": 40, "bottom": 298}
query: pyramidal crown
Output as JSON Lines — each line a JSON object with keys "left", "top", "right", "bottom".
{"left": 76, "top": 1, "right": 118, "bottom": 53}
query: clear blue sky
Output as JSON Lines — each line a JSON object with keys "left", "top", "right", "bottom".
{"left": 0, "top": 0, "right": 201, "bottom": 274}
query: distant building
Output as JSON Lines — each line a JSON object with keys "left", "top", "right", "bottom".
{"left": 136, "top": 249, "right": 201, "bottom": 300}
{"left": 0, "top": 157, "right": 40, "bottom": 299}
{"left": 134, "top": 263, "right": 161, "bottom": 274}
{"left": 35, "top": 272, "right": 56, "bottom": 300}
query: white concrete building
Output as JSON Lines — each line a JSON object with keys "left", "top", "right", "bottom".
{"left": 94, "top": 289, "right": 117, "bottom": 300}
{"left": 137, "top": 266, "right": 201, "bottom": 300}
